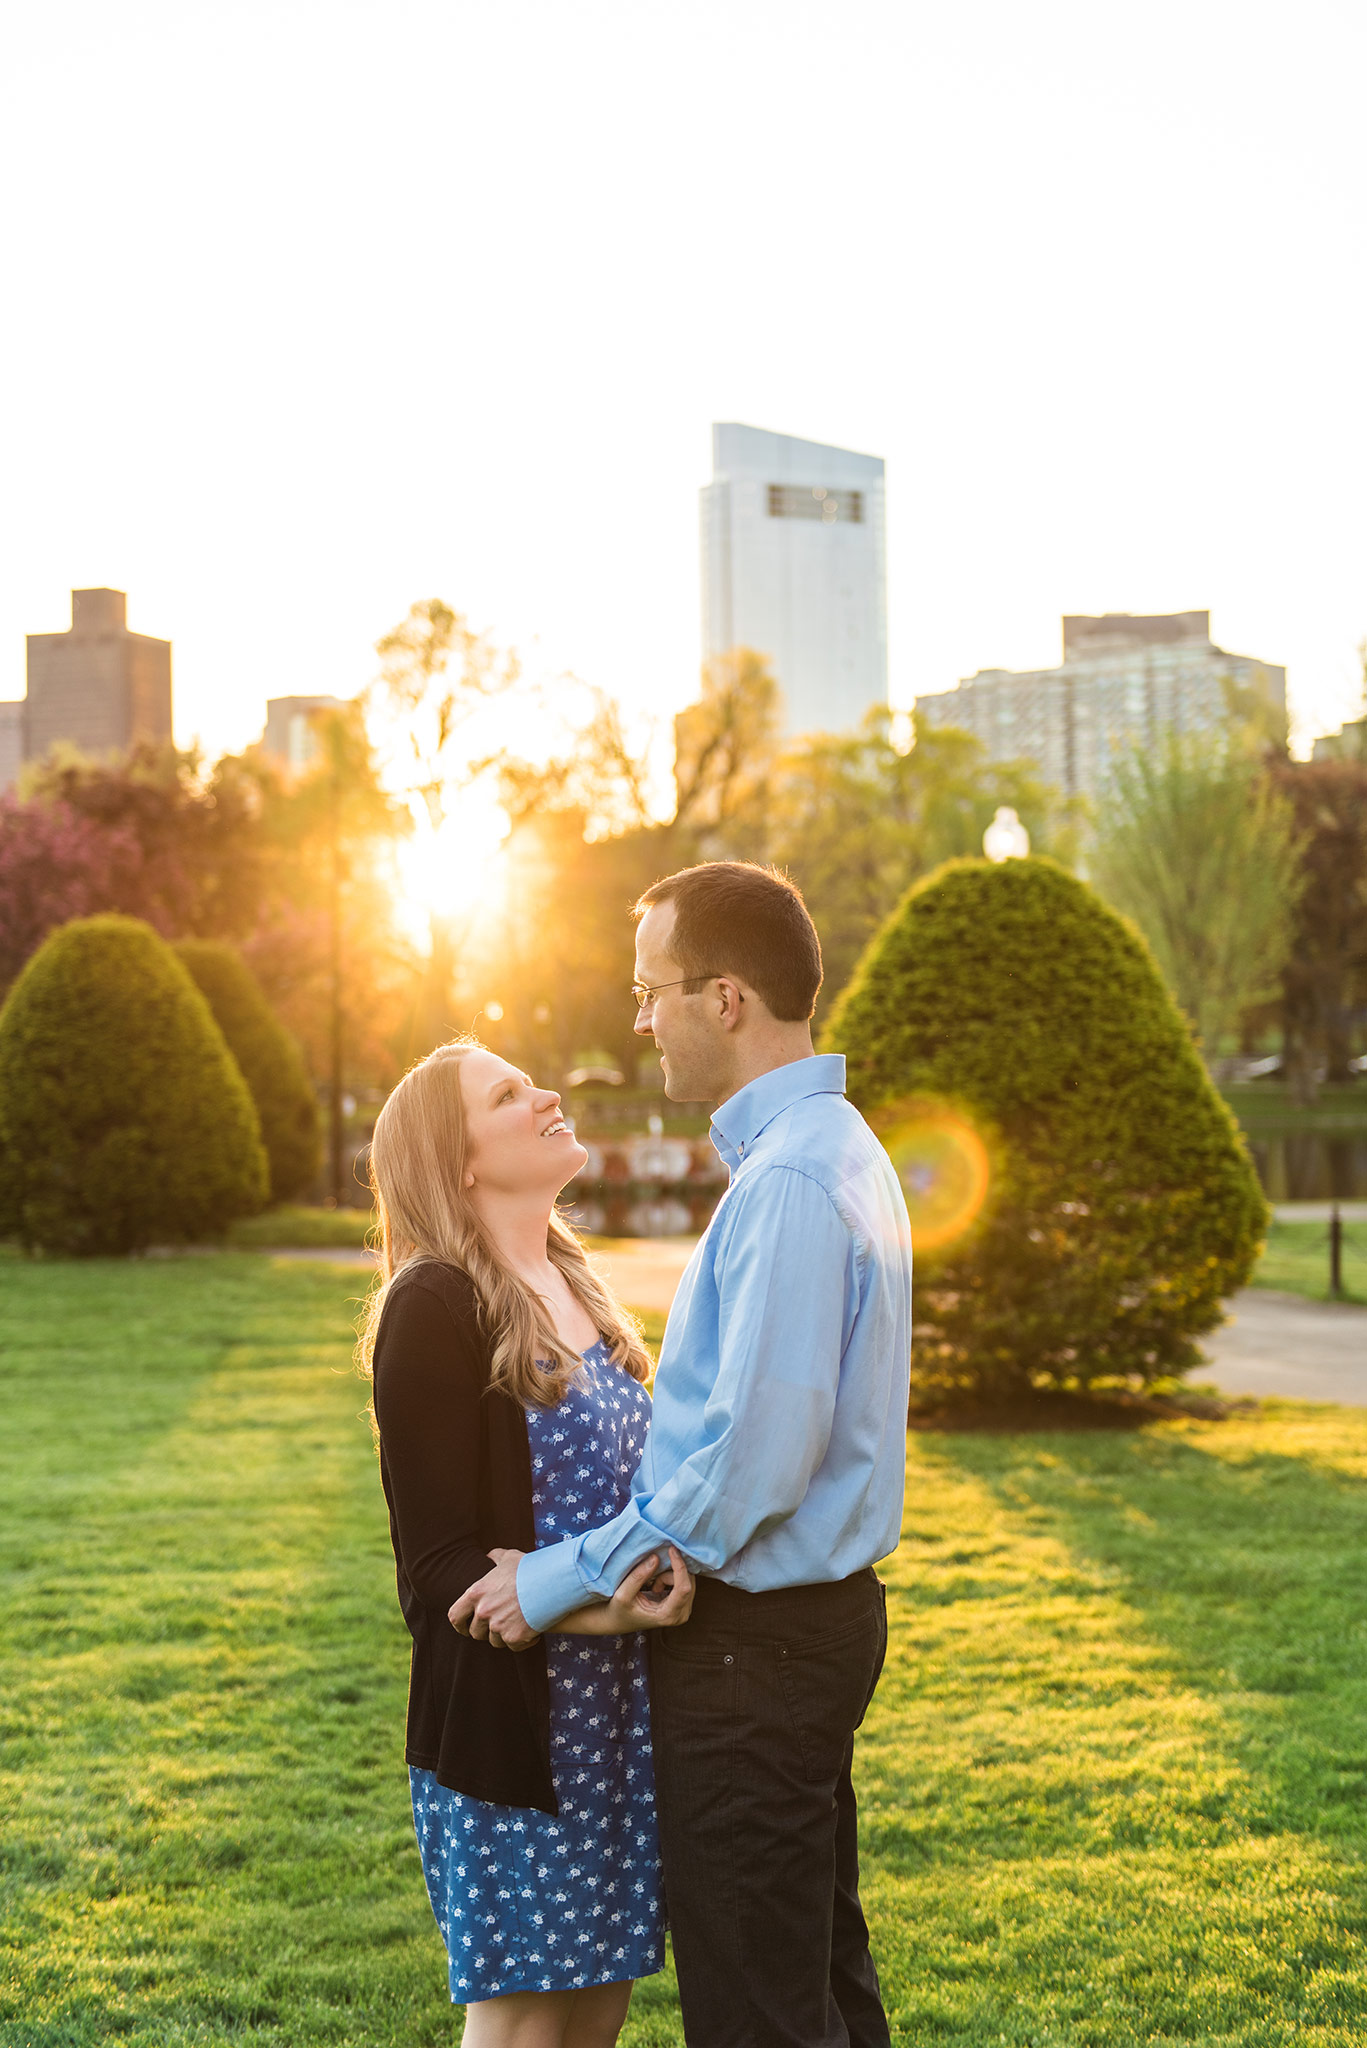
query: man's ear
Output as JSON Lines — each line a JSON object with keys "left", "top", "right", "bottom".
{"left": 716, "top": 979, "right": 746, "bottom": 1030}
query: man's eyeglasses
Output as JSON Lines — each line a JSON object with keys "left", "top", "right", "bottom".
{"left": 631, "top": 975, "right": 724, "bottom": 1012}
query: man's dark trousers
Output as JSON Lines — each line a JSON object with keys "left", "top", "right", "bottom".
{"left": 649, "top": 1567, "right": 890, "bottom": 2048}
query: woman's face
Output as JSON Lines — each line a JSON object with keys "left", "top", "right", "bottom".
{"left": 457, "top": 1049, "right": 587, "bottom": 1201}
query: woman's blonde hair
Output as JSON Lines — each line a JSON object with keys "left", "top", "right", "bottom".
{"left": 357, "top": 1038, "right": 652, "bottom": 1407}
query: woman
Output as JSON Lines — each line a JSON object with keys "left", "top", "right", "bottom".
{"left": 360, "top": 1038, "right": 692, "bottom": 2048}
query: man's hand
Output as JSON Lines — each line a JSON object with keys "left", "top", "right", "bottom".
{"left": 556, "top": 1548, "right": 695, "bottom": 1636}
{"left": 448, "top": 1548, "right": 539, "bottom": 1650}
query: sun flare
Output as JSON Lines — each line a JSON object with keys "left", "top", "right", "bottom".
{"left": 393, "top": 787, "right": 510, "bottom": 944}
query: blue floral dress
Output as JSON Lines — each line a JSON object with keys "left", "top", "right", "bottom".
{"left": 410, "top": 1340, "right": 665, "bottom": 2002}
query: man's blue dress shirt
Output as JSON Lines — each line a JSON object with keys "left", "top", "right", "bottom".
{"left": 517, "top": 1053, "right": 913, "bottom": 1633}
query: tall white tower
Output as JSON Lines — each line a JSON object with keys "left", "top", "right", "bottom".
{"left": 700, "top": 423, "right": 888, "bottom": 738}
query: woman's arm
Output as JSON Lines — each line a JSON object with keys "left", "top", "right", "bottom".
{"left": 467, "top": 1546, "right": 695, "bottom": 1642}
{"left": 372, "top": 1278, "right": 497, "bottom": 1612}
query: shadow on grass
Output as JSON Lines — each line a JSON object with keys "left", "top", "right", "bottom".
{"left": 909, "top": 1386, "right": 1239, "bottom": 1433}
{"left": 926, "top": 1420, "right": 1367, "bottom": 1840}
{"left": 852, "top": 1415, "right": 1367, "bottom": 2041}
{"left": 0, "top": 1256, "right": 444, "bottom": 2048}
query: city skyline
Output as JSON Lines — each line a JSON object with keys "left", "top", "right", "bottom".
{"left": 2, "top": 2, "right": 1365, "bottom": 765}
{"left": 1, "top": 588, "right": 173, "bottom": 791}
{"left": 914, "top": 611, "right": 1288, "bottom": 802}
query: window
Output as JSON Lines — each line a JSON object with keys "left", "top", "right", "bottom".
{"left": 767, "top": 484, "right": 864, "bottom": 523}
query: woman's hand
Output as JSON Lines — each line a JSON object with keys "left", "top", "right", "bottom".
{"left": 449, "top": 1547, "right": 541, "bottom": 1652}
{"left": 555, "top": 1547, "right": 695, "bottom": 1637}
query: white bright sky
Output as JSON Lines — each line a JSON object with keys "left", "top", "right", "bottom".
{"left": 3, "top": 0, "right": 1365, "bottom": 769}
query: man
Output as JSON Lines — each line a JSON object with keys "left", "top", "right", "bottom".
{"left": 453, "top": 861, "right": 912, "bottom": 2048}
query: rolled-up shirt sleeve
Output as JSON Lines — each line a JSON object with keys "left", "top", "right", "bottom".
{"left": 517, "top": 1165, "right": 854, "bottom": 1633}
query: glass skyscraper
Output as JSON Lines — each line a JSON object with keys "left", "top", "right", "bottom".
{"left": 700, "top": 423, "right": 888, "bottom": 737}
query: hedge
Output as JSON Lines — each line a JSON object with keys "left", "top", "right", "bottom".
{"left": 823, "top": 857, "right": 1268, "bottom": 1395}
{"left": 0, "top": 915, "right": 268, "bottom": 1254}
{"left": 174, "top": 939, "right": 321, "bottom": 1204}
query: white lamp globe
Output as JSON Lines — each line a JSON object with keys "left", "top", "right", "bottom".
{"left": 983, "top": 807, "right": 1030, "bottom": 862}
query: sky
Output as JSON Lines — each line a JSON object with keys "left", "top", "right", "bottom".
{"left": 3, "top": 0, "right": 1365, "bottom": 769}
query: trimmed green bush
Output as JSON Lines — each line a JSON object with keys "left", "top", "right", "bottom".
{"left": 0, "top": 915, "right": 268, "bottom": 1254}
{"left": 824, "top": 858, "right": 1268, "bottom": 1395}
{"left": 174, "top": 939, "right": 321, "bottom": 1204}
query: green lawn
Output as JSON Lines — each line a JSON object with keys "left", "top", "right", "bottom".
{"left": 227, "top": 1206, "right": 376, "bottom": 1249}
{"left": 1222, "top": 1082, "right": 1367, "bottom": 1134}
{"left": 4, "top": 1257, "right": 1367, "bottom": 2043}
{"left": 1251, "top": 1220, "right": 1367, "bottom": 1305}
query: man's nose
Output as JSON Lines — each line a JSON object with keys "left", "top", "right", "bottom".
{"left": 633, "top": 1007, "right": 655, "bottom": 1037}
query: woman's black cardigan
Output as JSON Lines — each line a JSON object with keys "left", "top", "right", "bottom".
{"left": 371, "top": 1258, "right": 559, "bottom": 1815}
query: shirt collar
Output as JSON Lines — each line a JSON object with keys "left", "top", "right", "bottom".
{"left": 710, "top": 1053, "right": 847, "bottom": 1167}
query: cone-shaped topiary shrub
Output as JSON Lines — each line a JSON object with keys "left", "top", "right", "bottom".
{"left": 174, "top": 938, "right": 321, "bottom": 1204}
{"left": 0, "top": 914, "right": 268, "bottom": 1254}
{"left": 823, "top": 857, "right": 1268, "bottom": 1397}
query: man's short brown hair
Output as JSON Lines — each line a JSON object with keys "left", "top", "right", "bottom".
{"left": 635, "top": 862, "right": 823, "bottom": 1022}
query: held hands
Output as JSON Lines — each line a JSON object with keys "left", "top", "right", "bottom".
{"left": 449, "top": 1549, "right": 537, "bottom": 1651}
{"left": 560, "top": 1547, "right": 695, "bottom": 1637}
{"left": 449, "top": 1545, "right": 695, "bottom": 1651}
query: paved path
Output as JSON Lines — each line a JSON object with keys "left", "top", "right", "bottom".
{"left": 1190, "top": 1289, "right": 1367, "bottom": 1405}
{"left": 269, "top": 1238, "right": 1367, "bottom": 1406}
{"left": 266, "top": 1237, "right": 699, "bottom": 1313}
{"left": 1273, "top": 1202, "right": 1367, "bottom": 1223}
{"left": 588, "top": 1237, "right": 697, "bottom": 1315}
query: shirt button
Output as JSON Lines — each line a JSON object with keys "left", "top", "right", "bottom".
{"left": 723, "top": 1654, "right": 734, "bottom": 1665}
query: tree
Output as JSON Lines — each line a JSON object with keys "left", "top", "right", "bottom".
{"left": 373, "top": 599, "right": 518, "bottom": 1059}
{"left": 174, "top": 939, "right": 321, "bottom": 1203}
{"left": 0, "top": 915, "right": 268, "bottom": 1254}
{"left": 769, "top": 711, "right": 1080, "bottom": 1013}
{"left": 497, "top": 687, "right": 656, "bottom": 839}
{"left": 484, "top": 730, "right": 693, "bottom": 1084}
{"left": 374, "top": 599, "right": 518, "bottom": 829}
{"left": 672, "top": 649, "right": 781, "bottom": 849}
{"left": 1091, "top": 732, "right": 1304, "bottom": 1071}
{"left": 0, "top": 796, "right": 140, "bottom": 994}
{"left": 22, "top": 742, "right": 267, "bottom": 943}
{"left": 476, "top": 676, "right": 1087, "bottom": 1078}
{"left": 0, "top": 746, "right": 271, "bottom": 999}
{"left": 244, "top": 703, "right": 412, "bottom": 1197}
{"left": 824, "top": 859, "right": 1267, "bottom": 1399}
{"left": 1265, "top": 756, "right": 1367, "bottom": 1094}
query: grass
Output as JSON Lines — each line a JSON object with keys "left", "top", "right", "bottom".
{"left": 1223, "top": 1082, "right": 1367, "bottom": 1133}
{"left": 1251, "top": 1220, "right": 1367, "bottom": 1305}
{"left": 5, "top": 1258, "right": 1367, "bottom": 2042}
{"left": 227, "top": 1207, "right": 376, "bottom": 1250}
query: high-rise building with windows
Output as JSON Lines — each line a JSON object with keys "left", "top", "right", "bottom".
{"left": 0, "top": 588, "right": 173, "bottom": 790}
{"left": 0, "top": 703, "right": 21, "bottom": 793}
{"left": 700, "top": 423, "right": 888, "bottom": 737}
{"left": 914, "top": 612, "right": 1286, "bottom": 800}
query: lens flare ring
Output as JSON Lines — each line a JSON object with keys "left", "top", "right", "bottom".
{"left": 873, "top": 1096, "right": 993, "bottom": 1252}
